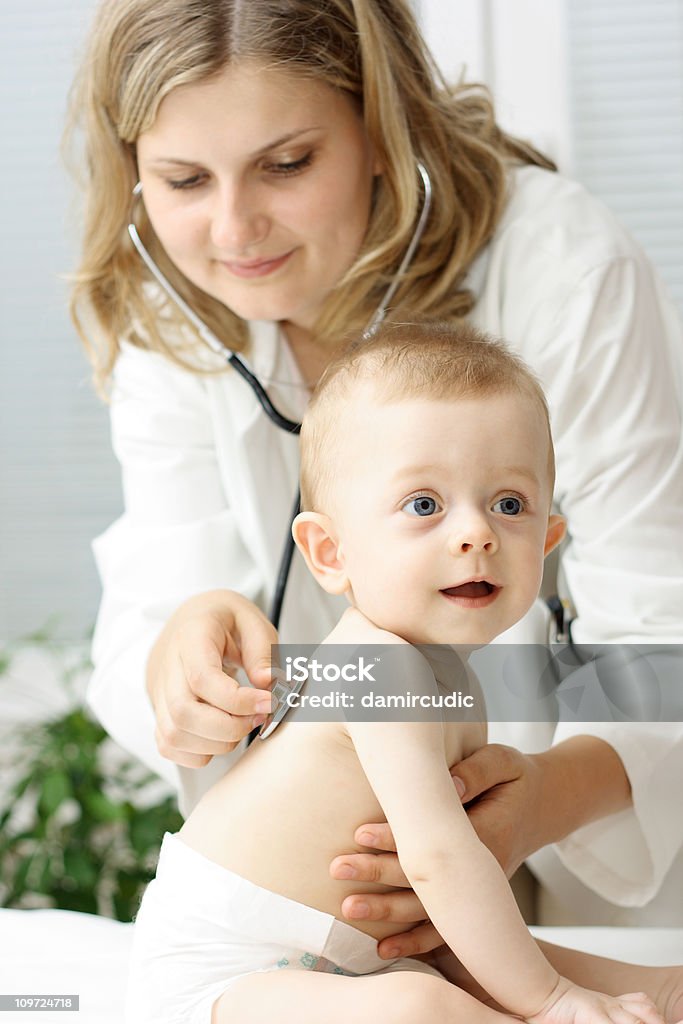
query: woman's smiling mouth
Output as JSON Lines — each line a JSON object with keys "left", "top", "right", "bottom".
{"left": 220, "top": 250, "right": 295, "bottom": 278}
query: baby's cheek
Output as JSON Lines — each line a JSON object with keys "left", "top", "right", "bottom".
{"left": 519, "top": 542, "right": 546, "bottom": 595}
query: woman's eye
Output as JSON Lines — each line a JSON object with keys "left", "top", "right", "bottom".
{"left": 492, "top": 496, "right": 524, "bottom": 516}
{"left": 264, "top": 153, "right": 313, "bottom": 176}
{"left": 167, "top": 174, "right": 206, "bottom": 191}
{"left": 402, "top": 495, "right": 441, "bottom": 518}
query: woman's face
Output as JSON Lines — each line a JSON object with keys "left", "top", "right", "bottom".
{"left": 136, "top": 61, "right": 380, "bottom": 332}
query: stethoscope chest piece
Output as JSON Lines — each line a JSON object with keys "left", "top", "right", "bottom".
{"left": 257, "top": 673, "right": 307, "bottom": 739}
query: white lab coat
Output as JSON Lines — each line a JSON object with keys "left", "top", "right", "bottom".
{"left": 88, "top": 165, "right": 683, "bottom": 924}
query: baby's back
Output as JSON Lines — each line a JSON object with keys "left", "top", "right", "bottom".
{"left": 180, "top": 696, "right": 485, "bottom": 942}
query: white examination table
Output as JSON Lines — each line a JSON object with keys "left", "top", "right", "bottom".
{"left": 0, "top": 909, "right": 681, "bottom": 1023}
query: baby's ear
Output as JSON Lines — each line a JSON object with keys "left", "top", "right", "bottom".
{"left": 544, "top": 513, "right": 567, "bottom": 557}
{"left": 292, "top": 512, "right": 349, "bottom": 595}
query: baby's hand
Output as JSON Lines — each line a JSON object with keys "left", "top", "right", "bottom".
{"left": 527, "top": 979, "right": 666, "bottom": 1024}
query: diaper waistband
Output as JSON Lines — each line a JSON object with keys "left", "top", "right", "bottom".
{"left": 156, "top": 833, "right": 391, "bottom": 975}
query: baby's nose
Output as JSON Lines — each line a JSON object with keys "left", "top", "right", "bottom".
{"left": 448, "top": 514, "right": 499, "bottom": 555}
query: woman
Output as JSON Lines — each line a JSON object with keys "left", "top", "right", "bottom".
{"left": 66, "top": 0, "right": 683, "bottom": 944}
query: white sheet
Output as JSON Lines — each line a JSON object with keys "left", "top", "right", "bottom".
{"left": 0, "top": 909, "right": 680, "bottom": 1023}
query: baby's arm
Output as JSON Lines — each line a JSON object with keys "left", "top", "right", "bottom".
{"left": 346, "top": 713, "right": 559, "bottom": 1017}
{"left": 346, "top": 715, "right": 664, "bottom": 1024}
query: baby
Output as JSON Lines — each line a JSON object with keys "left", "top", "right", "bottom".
{"left": 126, "top": 322, "right": 680, "bottom": 1024}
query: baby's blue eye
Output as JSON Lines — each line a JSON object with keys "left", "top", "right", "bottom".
{"left": 493, "top": 496, "right": 523, "bottom": 516}
{"left": 403, "top": 496, "right": 440, "bottom": 517}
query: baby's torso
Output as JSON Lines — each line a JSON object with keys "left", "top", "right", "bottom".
{"left": 180, "top": 640, "right": 486, "bottom": 942}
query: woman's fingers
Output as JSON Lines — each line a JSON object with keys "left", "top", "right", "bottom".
{"left": 177, "top": 617, "right": 274, "bottom": 713}
{"left": 376, "top": 921, "right": 444, "bottom": 960}
{"left": 449, "top": 743, "right": 523, "bottom": 801}
{"left": 153, "top": 728, "right": 212, "bottom": 769}
{"left": 154, "top": 713, "right": 266, "bottom": 765}
{"left": 447, "top": 744, "right": 542, "bottom": 876}
{"left": 147, "top": 593, "right": 282, "bottom": 765}
{"left": 353, "top": 822, "right": 397, "bottom": 851}
{"left": 177, "top": 662, "right": 274, "bottom": 718}
{"left": 155, "top": 659, "right": 270, "bottom": 764}
{"left": 158, "top": 696, "right": 266, "bottom": 749}
{"left": 155, "top": 705, "right": 267, "bottom": 763}
{"left": 331, "top": 851, "right": 410, "bottom": 888}
{"left": 341, "top": 887, "right": 426, "bottom": 924}
{"left": 231, "top": 600, "right": 280, "bottom": 689}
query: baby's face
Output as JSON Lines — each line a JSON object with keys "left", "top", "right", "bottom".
{"left": 327, "top": 387, "right": 562, "bottom": 646}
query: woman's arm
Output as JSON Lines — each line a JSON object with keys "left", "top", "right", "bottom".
{"left": 514, "top": 217, "right": 683, "bottom": 903}
{"left": 337, "top": 734, "right": 630, "bottom": 878}
{"left": 448, "top": 735, "right": 632, "bottom": 876}
{"left": 87, "top": 341, "right": 275, "bottom": 780}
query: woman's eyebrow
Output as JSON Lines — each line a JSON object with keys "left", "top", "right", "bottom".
{"left": 253, "top": 126, "right": 322, "bottom": 156}
{"left": 146, "top": 126, "right": 323, "bottom": 167}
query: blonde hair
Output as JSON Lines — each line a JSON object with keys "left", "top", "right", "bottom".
{"left": 64, "top": 0, "right": 556, "bottom": 395}
{"left": 300, "top": 320, "right": 555, "bottom": 512}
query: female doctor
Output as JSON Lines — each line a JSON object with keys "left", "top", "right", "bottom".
{"left": 67, "top": 0, "right": 683, "bottom": 943}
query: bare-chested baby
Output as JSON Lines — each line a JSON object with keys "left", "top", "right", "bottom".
{"left": 126, "top": 321, "right": 683, "bottom": 1024}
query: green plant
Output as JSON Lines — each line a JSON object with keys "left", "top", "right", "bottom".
{"left": 0, "top": 627, "right": 182, "bottom": 921}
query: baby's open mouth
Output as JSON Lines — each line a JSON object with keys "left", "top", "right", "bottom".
{"left": 441, "top": 581, "right": 497, "bottom": 598}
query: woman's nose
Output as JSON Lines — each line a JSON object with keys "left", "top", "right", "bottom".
{"left": 209, "top": 183, "right": 269, "bottom": 252}
{"left": 447, "top": 512, "right": 499, "bottom": 555}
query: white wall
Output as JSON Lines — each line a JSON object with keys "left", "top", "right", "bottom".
{"left": 1, "top": 3, "right": 123, "bottom": 641}
{"left": 416, "top": 0, "right": 573, "bottom": 170}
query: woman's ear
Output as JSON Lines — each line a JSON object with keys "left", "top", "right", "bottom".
{"left": 292, "top": 512, "right": 349, "bottom": 595}
{"left": 544, "top": 514, "right": 567, "bottom": 557}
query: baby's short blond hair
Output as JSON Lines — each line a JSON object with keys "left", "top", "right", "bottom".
{"left": 299, "top": 320, "right": 555, "bottom": 512}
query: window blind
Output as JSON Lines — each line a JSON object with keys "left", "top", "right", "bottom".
{"left": 566, "top": 0, "right": 683, "bottom": 312}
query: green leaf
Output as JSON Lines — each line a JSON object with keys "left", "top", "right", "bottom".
{"left": 129, "top": 816, "right": 165, "bottom": 856}
{"left": 58, "top": 888, "right": 98, "bottom": 915}
{"left": 63, "top": 847, "right": 98, "bottom": 887}
{"left": 0, "top": 624, "right": 186, "bottom": 921}
{"left": 82, "top": 791, "right": 125, "bottom": 822}
{"left": 9, "top": 773, "right": 36, "bottom": 803}
{"left": 112, "top": 869, "right": 148, "bottom": 922}
{"left": 38, "top": 772, "right": 72, "bottom": 817}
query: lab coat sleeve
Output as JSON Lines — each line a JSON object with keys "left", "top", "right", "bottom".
{"left": 87, "top": 342, "right": 264, "bottom": 784}
{"left": 525, "top": 248, "right": 683, "bottom": 905}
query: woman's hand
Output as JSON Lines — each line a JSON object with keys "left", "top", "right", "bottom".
{"left": 146, "top": 590, "right": 278, "bottom": 768}
{"left": 449, "top": 743, "right": 547, "bottom": 877}
{"left": 329, "top": 745, "right": 539, "bottom": 958}
{"left": 330, "top": 739, "right": 631, "bottom": 958}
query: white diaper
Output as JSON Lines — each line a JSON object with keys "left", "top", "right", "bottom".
{"left": 125, "top": 832, "right": 443, "bottom": 1024}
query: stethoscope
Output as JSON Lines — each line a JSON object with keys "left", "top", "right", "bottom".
{"left": 127, "top": 162, "right": 433, "bottom": 631}
{"left": 127, "top": 167, "right": 650, "bottom": 739}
